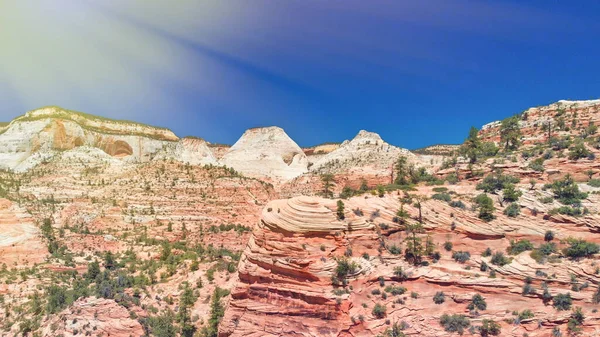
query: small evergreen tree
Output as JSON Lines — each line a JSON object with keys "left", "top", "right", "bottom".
{"left": 336, "top": 200, "right": 345, "bottom": 220}
{"left": 474, "top": 193, "right": 495, "bottom": 222}
{"left": 321, "top": 174, "right": 334, "bottom": 198}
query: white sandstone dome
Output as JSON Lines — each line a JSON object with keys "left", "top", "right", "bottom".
{"left": 220, "top": 126, "right": 308, "bottom": 180}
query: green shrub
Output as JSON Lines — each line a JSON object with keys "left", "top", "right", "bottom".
{"left": 384, "top": 286, "right": 407, "bottom": 296}
{"left": 544, "top": 230, "right": 555, "bottom": 242}
{"left": 482, "top": 248, "right": 492, "bottom": 257}
{"left": 563, "top": 239, "right": 599, "bottom": 259}
{"left": 372, "top": 303, "right": 387, "bottom": 318}
{"left": 444, "top": 241, "right": 453, "bottom": 251}
{"left": 336, "top": 200, "right": 345, "bottom": 220}
{"left": 46, "top": 285, "right": 72, "bottom": 314}
{"left": 553, "top": 293, "right": 572, "bottom": 311}
{"left": 502, "top": 184, "right": 522, "bottom": 202}
{"left": 503, "top": 203, "right": 520, "bottom": 217}
{"left": 388, "top": 245, "right": 402, "bottom": 255}
{"left": 588, "top": 179, "right": 600, "bottom": 187}
{"left": 490, "top": 252, "right": 510, "bottom": 266}
{"left": 549, "top": 206, "right": 584, "bottom": 217}
{"left": 449, "top": 200, "right": 466, "bottom": 209}
{"left": 440, "top": 314, "right": 470, "bottom": 335}
{"left": 147, "top": 310, "right": 177, "bottom": 337}
{"left": 568, "top": 140, "right": 591, "bottom": 160}
{"left": 538, "top": 242, "right": 557, "bottom": 256}
{"left": 452, "top": 251, "right": 471, "bottom": 263}
{"left": 522, "top": 283, "right": 535, "bottom": 296}
{"left": 592, "top": 287, "right": 600, "bottom": 304}
{"left": 380, "top": 323, "right": 406, "bottom": 337}
{"left": 546, "top": 175, "right": 587, "bottom": 205}
{"left": 476, "top": 173, "right": 520, "bottom": 193}
{"left": 479, "top": 319, "right": 501, "bottom": 336}
{"left": 474, "top": 193, "right": 495, "bottom": 222}
{"left": 528, "top": 157, "right": 545, "bottom": 172}
{"left": 467, "top": 293, "right": 487, "bottom": 311}
{"left": 515, "top": 309, "right": 534, "bottom": 320}
{"left": 333, "top": 257, "right": 358, "bottom": 284}
{"left": 446, "top": 173, "right": 459, "bottom": 185}
{"left": 393, "top": 267, "right": 408, "bottom": 281}
{"left": 433, "top": 291, "right": 445, "bottom": 304}
{"left": 508, "top": 240, "right": 534, "bottom": 255}
{"left": 432, "top": 193, "right": 452, "bottom": 202}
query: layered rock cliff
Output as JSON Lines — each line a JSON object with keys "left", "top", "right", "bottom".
{"left": 0, "top": 107, "right": 180, "bottom": 171}
{"left": 219, "top": 196, "right": 375, "bottom": 337}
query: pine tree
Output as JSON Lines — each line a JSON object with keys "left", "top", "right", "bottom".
{"left": 404, "top": 223, "right": 424, "bottom": 265}
{"left": 394, "top": 156, "right": 410, "bottom": 185}
{"left": 500, "top": 116, "right": 521, "bottom": 150}
{"left": 462, "top": 126, "right": 481, "bottom": 163}
{"left": 321, "top": 174, "right": 334, "bottom": 198}
{"left": 336, "top": 200, "right": 345, "bottom": 220}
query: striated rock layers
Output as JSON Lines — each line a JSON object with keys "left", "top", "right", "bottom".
{"left": 0, "top": 198, "right": 47, "bottom": 266}
{"left": 219, "top": 196, "right": 375, "bottom": 337}
{"left": 480, "top": 99, "right": 600, "bottom": 146}
{"left": 0, "top": 106, "right": 180, "bottom": 171}
{"left": 221, "top": 127, "right": 309, "bottom": 181}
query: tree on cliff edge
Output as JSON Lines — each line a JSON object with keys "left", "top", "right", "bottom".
{"left": 500, "top": 116, "right": 521, "bottom": 151}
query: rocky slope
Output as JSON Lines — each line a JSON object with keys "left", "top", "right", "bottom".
{"left": 221, "top": 183, "right": 600, "bottom": 336}
{"left": 310, "top": 130, "right": 414, "bottom": 174}
{"left": 480, "top": 99, "right": 600, "bottom": 145}
{"left": 305, "top": 130, "right": 423, "bottom": 189}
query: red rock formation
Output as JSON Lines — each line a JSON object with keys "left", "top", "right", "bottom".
{"left": 220, "top": 196, "right": 376, "bottom": 336}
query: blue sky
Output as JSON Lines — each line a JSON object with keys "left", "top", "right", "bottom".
{"left": 1, "top": 0, "right": 599, "bottom": 149}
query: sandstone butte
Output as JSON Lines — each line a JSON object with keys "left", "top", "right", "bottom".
{"left": 0, "top": 99, "right": 600, "bottom": 336}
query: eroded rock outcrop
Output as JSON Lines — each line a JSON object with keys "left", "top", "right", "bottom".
{"left": 220, "top": 196, "right": 376, "bottom": 337}
{"left": 308, "top": 130, "right": 422, "bottom": 188}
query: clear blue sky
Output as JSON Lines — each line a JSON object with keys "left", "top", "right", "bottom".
{"left": 1, "top": 0, "right": 599, "bottom": 149}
